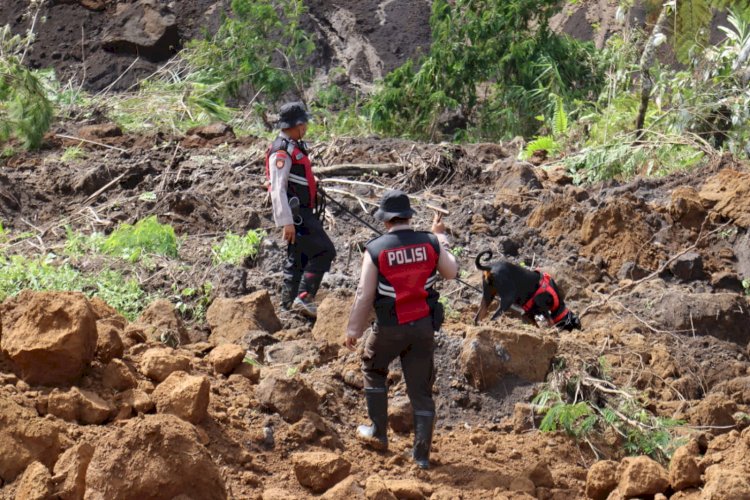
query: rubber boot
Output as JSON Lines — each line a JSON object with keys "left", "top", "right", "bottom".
{"left": 412, "top": 411, "right": 435, "bottom": 469}
{"left": 356, "top": 388, "right": 388, "bottom": 451}
{"left": 293, "top": 272, "right": 323, "bottom": 318}
{"left": 280, "top": 271, "right": 301, "bottom": 311}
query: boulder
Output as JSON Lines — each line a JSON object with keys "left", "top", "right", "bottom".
{"left": 585, "top": 460, "right": 618, "bottom": 500}
{"left": 321, "top": 476, "right": 365, "bottom": 500}
{"left": 139, "top": 347, "right": 191, "bottom": 382}
{"left": 207, "top": 291, "right": 282, "bottom": 344}
{"left": 152, "top": 371, "right": 210, "bottom": 424}
{"left": 103, "top": 359, "right": 138, "bottom": 391}
{"left": 136, "top": 299, "right": 190, "bottom": 347}
{"left": 84, "top": 414, "right": 226, "bottom": 500}
{"left": 102, "top": 0, "right": 179, "bottom": 61}
{"left": 48, "top": 387, "right": 115, "bottom": 425}
{"left": 52, "top": 443, "right": 95, "bottom": 500}
{"left": 239, "top": 330, "right": 279, "bottom": 359}
{"left": 365, "top": 475, "right": 397, "bottom": 500}
{"left": 263, "top": 339, "right": 337, "bottom": 368}
{"left": 688, "top": 393, "right": 737, "bottom": 429}
{"left": 95, "top": 318, "right": 125, "bottom": 363}
{"left": 388, "top": 396, "right": 413, "bottom": 434}
{"left": 713, "top": 376, "right": 750, "bottom": 404}
{"left": 526, "top": 460, "right": 554, "bottom": 488}
{"left": 0, "top": 398, "right": 64, "bottom": 482}
{"left": 617, "top": 456, "right": 669, "bottom": 498}
{"left": 0, "top": 291, "right": 98, "bottom": 385}
{"left": 655, "top": 292, "right": 750, "bottom": 345}
{"left": 288, "top": 411, "right": 343, "bottom": 450}
{"left": 699, "top": 168, "right": 750, "bottom": 228}
{"left": 669, "top": 443, "right": 701, "bottom": 491}
{"left": 669, "top": 186, "right": 706, "bottom": 230}
{"left": 292, "top": 451, "right": 351, "bottom": 493}
{"left": 256, "top": 373, "right": 320, "bottom": 423}
{"left": 702, "top": 469, "right": 750, "bottom": 500}
{"left": 312, "top": 291, "right": 372, "bottom": 347}
{"left": 15, "top": 461, "right": 52, "bottom": 500}
{"left": 116, "top": 388, "right": 154, "bottom": 416}
{"left": 460, "top": 327, "right": 558, "bottom": 390}
{"left": 669, "top": 252, "right": 706, "bottom": 282}
{"left": 207, "top": 344, "right": 246, "bottom": 375}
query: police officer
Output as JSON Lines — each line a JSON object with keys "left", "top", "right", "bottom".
{"left": 344, "top": 190, "right": 458, "bottom": 469}
{"left": 266, "top": 102, "right": 336, "bottom": 317}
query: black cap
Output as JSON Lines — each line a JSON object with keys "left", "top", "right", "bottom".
{"left": 375, "top": 190, "right": 416, "bottom": 222}
{"left": 276, "top": 101, "right": 311, "bottom": 129}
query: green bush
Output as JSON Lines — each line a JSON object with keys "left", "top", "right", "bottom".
{"left": 101, "top": 216, "right": 179, "bottom": 261}
{"left": 212, "top": 230, "right": 265, "bottom": 266}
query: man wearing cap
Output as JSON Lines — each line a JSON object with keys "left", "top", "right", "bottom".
{"left": 266, "top": 101, "right": 336, "bottom": 317}
{"left": 344, "top": 190, "right": 458, "bottom": 469}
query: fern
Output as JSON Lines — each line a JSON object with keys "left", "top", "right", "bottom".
{"left": 522, "top": 135, "right": 561, "bottom": 160}
{"left": 552, "top": 94, "right": 568, "bottom": 136}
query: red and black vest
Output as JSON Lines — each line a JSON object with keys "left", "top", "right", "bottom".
{"left": 265, "top": 136, "right": 317, "bottom": 208}
{"left": 366, "top": 229, "right": 441, "bottom": 327}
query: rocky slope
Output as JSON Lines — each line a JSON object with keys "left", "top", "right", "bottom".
{"left": 1, "top": 124, "right": 749, "bottom": 498}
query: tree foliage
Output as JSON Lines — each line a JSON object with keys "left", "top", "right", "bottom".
{"left": 368, "top": 0, "right": 604, "bottom": 141}
{"left": 0, "top": 25, "right": 53, "bottom": 149}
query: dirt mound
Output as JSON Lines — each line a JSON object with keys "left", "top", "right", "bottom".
{"left": 84, "top": 414, "right": 227, "bottom": 500}
{"left": 699, "top": 169, "right": 750, "bottom": 228}
{"left": 0, "top": 291, "right": 98, "bottom": 386}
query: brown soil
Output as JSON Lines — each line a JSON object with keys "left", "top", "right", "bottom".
{"left": 1, "top": 128, "right": 750, "bottom": 498}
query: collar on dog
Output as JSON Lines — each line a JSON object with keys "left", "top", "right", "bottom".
{"left": 521, "top": 271, "right": 569, "bottom": 326}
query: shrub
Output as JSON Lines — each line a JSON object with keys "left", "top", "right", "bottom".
{"left": 212, "top": 230, "right": 265, "bottom": 266}
{"left": 101, "top": 216, "right": 179, "bottom": 261}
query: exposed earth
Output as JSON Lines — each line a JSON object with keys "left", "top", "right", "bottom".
{"left": 1, "top": 121, "right": 749, "bottom": 499}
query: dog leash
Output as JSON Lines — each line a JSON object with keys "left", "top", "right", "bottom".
{"left": 319, "top": 189, "right": 482, "bottom": 295}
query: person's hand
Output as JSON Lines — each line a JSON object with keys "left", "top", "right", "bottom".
{"left": 345, "top": 335, "right": 357, "bottom": 351}
{"left": 431, "top": 212, "right": 445, "bottom": 234}
{"left": 283, "top": 224, "right": 296, "bottom": 244}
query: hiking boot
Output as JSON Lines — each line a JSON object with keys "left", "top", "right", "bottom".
{"left": 280, "top": 271, "right": 302, "bottom": 311}
{"left": 292, "top": 294, "right": 317, "bottom": 318}
{"left": 356, "top": 388, "right": 388, "bottom": 451}
{"left": 412, "top": 411, "right": 435, "bottom": 469}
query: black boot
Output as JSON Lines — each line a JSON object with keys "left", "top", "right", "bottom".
{"left": 413, "top": 411, "right": 435, "bottom": 469}
{"left": 293, "top": 272, "right": 323, "bottom": 318}
{"left": 356, "top": 388, "right": 388, "bottom": 450}
{"left": 280, "top": 271, "right": 301, "bottom": 311}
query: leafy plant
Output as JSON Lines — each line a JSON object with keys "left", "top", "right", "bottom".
{"left": 101, "top": 216, "right": 179, "bottom": 262}
{"left": 63, "top": 226, "right": 105, "bottom": 257}
{"left": 742, "top": 278, "right": 750, "bottom": 295}
{"left": 522, "top": 136, "right": 562, "bottom": 160}
{"left": 0, "top": 25, "right": 54, "bottom": 149}
{"left": 450, "top": 246, "right": 464, "bottom": 258}
{"left": 173, "top": 282, "right": 213, "bottom": 322}
{"left": 212, "top": 229, "right": 265, "bottom": 266}
{"left": 61, "top": 145, "right": 86, "bottom": 163}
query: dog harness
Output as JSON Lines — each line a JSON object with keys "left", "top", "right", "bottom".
{"left": 521, "top": 271, "right": 569, "bottom": 326}
{"left": 265, "top": 136, "right": 317, "bottom": 208}
{"left": 367, "top": 230, "right": 441, "bottom": 326}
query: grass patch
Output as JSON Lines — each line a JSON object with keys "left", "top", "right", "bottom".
{"left": 211, "top": 229, "right": 265, "bottom": 266}
{"left": 0, "top": 253, "right": 151, "bottom": 320}
{"left": 60, "top": 145, "right": 86, "bottom": 163}
{"left": 100, "top": 216, "right": 179, "bottom": 262}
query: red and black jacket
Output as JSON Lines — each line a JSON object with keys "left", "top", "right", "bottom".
{"left": 366, "top": 229, "right": 441, "bottom": 327}
{"left": 265, "top": 136, "right": 317, "bottom": 208}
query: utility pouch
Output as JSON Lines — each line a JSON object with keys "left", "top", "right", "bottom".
{"left": 431, "top": 301, "right": 445, "bottom": 332}
{"left": 288, "top": 197, "right": 303, "bottom": 226}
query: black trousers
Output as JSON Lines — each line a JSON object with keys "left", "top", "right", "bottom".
{"left": 362, "top": 316, "right": 436, "bottom": 415}
{"left": 284, "top": 208, "right": 336, "bottom": 279}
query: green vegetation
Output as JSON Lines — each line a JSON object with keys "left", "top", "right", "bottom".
{"left": 173, "top": 282, "right": 213, "bottom": 322}
{"left": 211, "top": 229, "right": 265, "bottom": 266}
{"left": 100, "top": 216, "right": 179, "bottom": 262}
{"left": 0, "top": 253, "right": 150, "bottom": 320}
{"left": 60, "top": 145, "right": 86, "bottom": 163}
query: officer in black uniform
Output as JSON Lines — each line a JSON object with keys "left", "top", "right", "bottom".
{"left": 266, "top": 102, "right": 336, "bottom": 317}
{"left": 344, "top": 190, "right": 458, "bottom": 469}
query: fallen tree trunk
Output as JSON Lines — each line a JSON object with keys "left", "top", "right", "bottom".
{"left": 314, "top": 163, "right": 402, "bottom": 177}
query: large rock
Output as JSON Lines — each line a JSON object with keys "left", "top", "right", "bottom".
{"left": 139, "top": 347, "right": 191, "bottom": 382}
{"left": 207, "top": 344, "right": 246, "bottom": 375}
{"left": 263, "top": 339, "right": 338, "bottom": 368}
{"left": 669, "top": 186, "right": 706, "bottom": 230}
{"left": 688, "top": 392, "right": 737, "bottom": 429}
{"left": 48, "top": 387, "right": 115, "bottom": 425}
{"left": 15, "top": 461, "right": 53, "bottom": 500}
{"left": 95, "top": 318, "right": 125, "bottom": 363}
{"left": 52, "top": 443, "right": 95, "bottom": 500}
{"left": 321, "top": 476, "right": 365, "bottom": 500}
{"left": 669, "top": 252, "right": 706, "bottom": 282}
{"left": 460, "top": 327, "right": 558, "bottom": 390}
{"left": 0, "top": 291, "right": 98, "bottom": 385}
{"left": 384, "top": 479, "right": 434, "bottom": 499}
{"left": 292, "top": 451, "right": 351, "bottom": 493}
{"left": 585, "top": 460, "right": 618, "bottom": 500}
{"left": 136, "top": 299, "right": 190, "bottom": 347}
{"left": 388, "top": 396, "right": 413, "bottom": 434}
{"left": 102, "top": 0, "right": 179, "bottom": 61}
{"left": 0, "top": 398, "right": 64, "bottom": 482}
{"left": 207, "top": 291, "right": 282, "bottom": 344}
{"left": 655, "top": 293, "right": 750, "bottom": 345}
{"left": 702, "top": 469, "right": 750, "bottom": 499}
{"left": 256, "top": 374, "right": 320, "bottom": 423}
{"left": 617, "top": 456, "right": 669, "bottom": 498}
{"left": 152, "top": 371, "right": 210, "bottom": 424}
{"left": 699, "top": 168, "right": 750, "bottom": 228}
{"left": 84, "top": 414, "right": 226, "bottom": 500}
{"left": 669, "top": 443, "right": 701, "bottom": 491}
{"left": 312, "top": 291, "right": 372, "bottom": 347}
{"left": 365, "top": 475, "right": 397, "bottom": 500}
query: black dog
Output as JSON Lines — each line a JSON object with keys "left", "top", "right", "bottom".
{"left": 473, "top": 250, "right": 581, "bottom": 331}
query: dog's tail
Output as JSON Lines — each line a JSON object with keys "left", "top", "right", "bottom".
{"left": 475, "top": 250, "right": 493, "bottom": 271}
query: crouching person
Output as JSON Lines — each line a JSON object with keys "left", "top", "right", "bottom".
{"left": 344, "top": 190, "right": 458, "bottom": 469}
